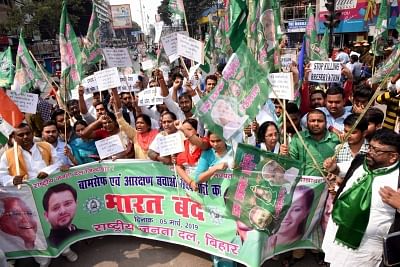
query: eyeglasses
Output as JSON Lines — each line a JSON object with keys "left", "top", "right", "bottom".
{"left": 367, "top": 144, "right": 398, "bottom": 154}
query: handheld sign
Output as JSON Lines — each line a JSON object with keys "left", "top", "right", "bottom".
{"left": 154, "top": 21, "right": 164, "bottom": 43}
{"left": 141, "top": 59, "right": 154, "bottom": 71}
{"left": 82, "top": 75, "right": 99, "bottom": 94}
{"left": 103, "top": 48, "right": 133, "bottom": 67}
{"left": 158, "top": 132, "right": 184, "bottom": 157}
{"left": 308, "top": 61, "right": 341, "bottom": 83}
{"left": 161, "top": 31, "right": 188, "bottom": 56}
{"left": 7, "top": 91, "right": 38, "bottom": 114}
{"left": 95, "top": 134, "right": 125, "bottom": 159}
{"left": 94, "top": 67, "right": 121, "bottom": 91}
{"left": 138, "top": 87, "right": 164, "bottom": 106}
{"left": 176, "top": 34, "right": 204, "bottom": 64}
{"left": 268, "top": 72, "right": 294, "bottom": 100}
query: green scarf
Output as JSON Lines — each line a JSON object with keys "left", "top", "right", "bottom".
{"left": 332, "top": 160, "right": 400, "bottom": 249}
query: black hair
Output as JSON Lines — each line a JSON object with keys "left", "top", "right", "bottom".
{"left": 205, "top": 74, "right": 218, "bottom": 83}
{"left": 178, "top": 92, "right": 192, "bottom": 102}
{"left": 73, "top": 120, "right": 88, "bottom": 132}
{"left": 365, "top": 107, "right": 384, "bottom": 125}
{"left": 66, "top": 99, "right": 79, "bottom": 109}
{"left": 42, "top": 183, "right": 77, "bottom": 212}
{"left": 183, "top": 118, "right": 198, "bottom": 131}
{"left": 42, "top": 120, "right": 58, "bottom": 129}
{"left": 51, "top": 109, "right": 69, "bottom": 121}
{"left": 371, "top": 129, "right": 400, "bottom": 154}
{"left": 257, "top": 121, "right": 279, "bottom": 144}
{"left": 161, "top": 111, "right": 177, "bottom": 121}
{"left": 353, "top": 84, "right": 373, "bottom": 101}
{"left": 172, "top": 72, "right": 184, "bottom": 81}
{"left": 310, "top": 90, "right": 326, "bottom": 99}
{"left": 343, "top": 114, "right": 368, "bottom": 132}
{"left": 307, "top": 109, "right": 327, "bottom": 122}
{"left": 217, "top": 63, "right": 226, "bottom": 73}
{"left": 136, "top": 114, "right": 152, "bottom": 129}
{"left": 326, "top": 86, "right": 345, "bottom": 98}
{"left": 286, "top": 102, "right": 300, "bottom": 115}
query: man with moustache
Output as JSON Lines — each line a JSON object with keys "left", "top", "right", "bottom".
{"left": 322, "top": 129, "right": 400, "bottom": 267}
{"left": 43, "top": 183, "right": 87, "bottom": 248}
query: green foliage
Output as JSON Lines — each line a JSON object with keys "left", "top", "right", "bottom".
{"left": 4, "top": 0, "right": 90, "bottom": 38}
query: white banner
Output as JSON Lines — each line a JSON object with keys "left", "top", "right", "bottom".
{"left": 308, "top": 61, "right": 342, "bottom": 83}
{"left": 94, "top": 67, "right": 122, "bottom": 91}
{"left": 103, "top": 48, "right": 133, "bottom": 68}
{"left": 7, "top": 91, "right": 38, "bottom": 114}
{"left": 176, "top": 34, "right": 204, "bottom": 64}
{"left": 268, "top": 72, "right": 294, "bottom": 100}
{"left": 95, "top": 134, "right": 125, "bottom": 159}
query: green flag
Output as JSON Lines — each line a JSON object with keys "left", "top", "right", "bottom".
{"left": 225, "top": 0, "right": 247, "bottom": 52}
{"left": 13, "top": 32, "right": 41, "bottom": 93}
{"left": 305, "top": 4, "right": 318, "bottom": 61}
{"left": 194, "top": 43, "right": 271, "bottom": 141}
{"left": 0, "top": 47, "right": 14, "bottom": 88}
{"left": 371, "top": 43, "right": 400, "bottom": 84}
{"left": 246, "top": 0, "right": 281, "bottom": 71}
{"left": 169, "top": 0, "right": 185, "bottom": 19}
{"left": 60, "top": 0, "right": 82, "bottom": 95}
{"left": 310, "top": 28, "right": 329, "bottom": 61}
{"left": 372, "top": 1, "right": 389, "bottom": 56}
{"left": 82, "top": 4, "right": 103, "bottom": 66}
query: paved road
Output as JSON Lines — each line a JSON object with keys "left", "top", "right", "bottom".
{"left": 14, "top": 235, "right": 321, "bottom": 267}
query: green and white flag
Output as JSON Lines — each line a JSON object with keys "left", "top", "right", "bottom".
{"left": 372, "top": 1, "right": 389, "bottom": 56}
{"left": 0, "top": 47, "right": 14, "bottom": 88}
{"left": 169, "top": 0, "right": 185, "bottom": 18}
{"left": 310, "top": 28, "right": 329, "bottom": 61}
{"left": 60, "top": 0, "right": 83, "bottom": 95}
{"left": 12, "top": 32, "right": 41, "bottom": 93}
{"left": 82, "top": 3, "right": 103, "bottom": 66}
{"left": 305, "top": 4, "right": 318, "bottom": 61}
{"left": 194, "top": 43, "right": 271, "bottom": 141}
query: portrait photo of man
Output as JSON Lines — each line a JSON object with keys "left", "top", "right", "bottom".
{"left": 42, "top": 183, "right": 87, "bottom": 247}
{"left": 0, "top": 188, "right": 47, "bottom": 252}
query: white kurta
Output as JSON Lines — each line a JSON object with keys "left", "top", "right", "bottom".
{"left": 322, "top": 163, "right": 399, "bottom": 267}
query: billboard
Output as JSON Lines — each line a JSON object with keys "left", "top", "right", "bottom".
{"left": 318, "top": 0, "right": 369, "bottom": 33}
{"left": 111, "top": 4, "right": 132, "bottom": 29}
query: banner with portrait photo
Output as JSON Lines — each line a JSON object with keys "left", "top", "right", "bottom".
{"left": 194, "top": 43, "right": 272, "bottom": 141}
{"left": 261, "top": 176, "right": 328, "bottom": 261}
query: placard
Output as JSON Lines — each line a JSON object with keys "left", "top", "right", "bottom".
{"left": 158, "top": 132, "right": 184, "bottom": 157}
{"left": 82, "top": 75, "right": 99, "bottom": 94}
{"left": 176, "top": 34, "right": 204, "bottom": 64}
{"left": 94, "top": 67, "right": 122, "bottom": 91}
{"left": 141, "top": 59, "right": 154, "bottom": 71}
{"left": 161, "top": 31, "right": 188, "bottom": 56}
{"left": 138, "top": 87, "right": 164, "bottom": 106}
{"left": 95, "top": 134, "right": 125, "bottom": 159}
{"left": 103, "top": 48, "right": 133, "bottom": 67}
{"left": 268, "top": 72, "right": 294, "bottom": 100}
{"left": 308, "top": 61, "right": 342, "bottom": 83}
{"left": 154, "top": 21, "right": 164, "bottom": 43}
{"left": 7, "top": 91, "right": 38, "bottom": 114}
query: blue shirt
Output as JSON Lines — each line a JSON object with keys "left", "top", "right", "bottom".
{"left": 193, "top": 146, "right": 232, "bottom": 182}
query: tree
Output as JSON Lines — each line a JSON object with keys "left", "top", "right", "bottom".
{"left": 158, "top": 0, "right": 173, "bottom": 26}
{"left": 4, "top": 0, "right": 91, "bottom": 39}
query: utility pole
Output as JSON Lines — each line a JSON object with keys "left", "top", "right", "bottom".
{"left": 323, "top": 0, "right": 341, "bottom": 57}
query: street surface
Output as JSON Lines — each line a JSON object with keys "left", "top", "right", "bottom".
{"left": 14, "top": 235, "right": 320, "bottom": 267}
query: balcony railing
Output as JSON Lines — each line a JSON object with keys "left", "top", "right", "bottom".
{"left": 282, "top": 5, "right": 316, "bottom": 22}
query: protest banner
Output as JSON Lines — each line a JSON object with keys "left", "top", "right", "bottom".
{"left": 194, "top": 43, "right": 271, "bottom": 141}
{"left": 6, "top": 91, "right": 38, "bottom": 114}
{"left": 94, "top": 67, "right": 121, "bottom": 91}
{"left": 176, "top": 34, "right": 204, "bottom": 64}
{"left": 267, "top": 72, "right": 294, "bottom": 100}
{"left": 161, "top": 31, "right": 189, "bottom": 63}
{"left": 158, "top": 132, "right": 184, "bottom": 157}
{"left": 141, "top": 59, "right": 154, "bottom": 71}
{"left": 2, "top": 153, "right": 327, "bottom": 267}
{"left": 82, "top": 74, "right": 99, "bottom": 94}
{"left": 103, "top": 48, "right": 133, "bottom": 68}
{"left": 308, "top": 61, "right": 341, "bottom": 83}
{"left": 138, "top": 87, "right": 164, "bottom": 107}
{"left": 95, "top": 134, "right": 125, "bottom": 159}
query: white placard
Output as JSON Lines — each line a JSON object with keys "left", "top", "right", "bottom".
{"left": 154, "top": 21, "right": 164, "bottom": 43}
{"left": 103, "top": 48, "right": 133, "bottom": 67}
{"left": 280, "top": 54, "right": 297, "bottom": 72}
{"left": 138, "top": 87, "right": 164, "bottom": 106}
{"left": 95, "top": 134, "right": 125, "bottom": 159}
{"left": 7, "top": 91, "right": 38, "bottom": 114}
{"left": 94, "top": 67, "right": 122, "bottom": 91}
{"left": 161, "top": 31, "right": 188, "bottom": 56}
{"left": 176, "top": 34, "right": 204, "bottom": 64}
{"left": 82, "top": 74, "right": 99, "bottom": 94}
{"left": 308, "top": 61, "right": 342, "bottom": 83}
{"left": 168, "top": 53, "right": 180, "bottom": 63}
{"left": 141, "top": 59, "right": 154, "bottom": 70}
{"left": 158, "top": 132, "right": 184, "bottom": 157}
{"left": 268, "top": 72, "right": 294, "bottom": 100}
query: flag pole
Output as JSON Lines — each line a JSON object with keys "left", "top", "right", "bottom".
{"left": 28, "top": 50, "right": 61, "bottom": 91}
{"left": 283, "top": 99, "right": 287, "bottom": 145}
{"left": 64, "top": 75, "right": 68, "bottom": 145}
